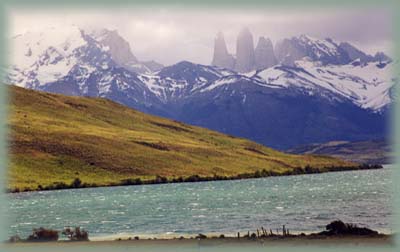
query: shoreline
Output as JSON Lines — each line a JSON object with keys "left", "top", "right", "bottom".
{"left": 86, "top": 230, "right": 394, "bottom": 242}
{"left": 8, "top": 220, "right": 393, "bottom": 244}
{"left": 7, "top": 233, "right": 394, "bottom": 247}
{"left": 7, "top": 164, "right": 383, "bottom": 193}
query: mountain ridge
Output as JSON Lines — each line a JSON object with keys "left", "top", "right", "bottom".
{"left": 287, "top": 140, "right": 393, "bottom": 165}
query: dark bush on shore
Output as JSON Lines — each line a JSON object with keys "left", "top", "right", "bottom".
{"left": 196, "top": 233, "right": 207, "bottom": 239}
{"left": 62, "top": 227, "right": 89, "bottom": 241}
{"left": 8, "top": 235, "right": 22, "bottom": 243}
{"left": 171, "top": 177, "right": 184, "bottom": 183}
{"left": 34, "top": 178, "right": 98, "bottom": 191}
{"left": 121, "top": 178, "right": 143, "bottom": 185}
{"left": 155, "top": 175, "right": 168, "bottom": 184}
{"left": 185, "top": 175, "right": 202, "bottom": 182}
{"left": 27, "top": 227, "right": 59, "bottom": 242}
{"left": 319, "top": 220, "right": 378, "bottom": 236}
{"left": 8, "top": 226, "right": 89, "bottom": 243}
{"left": 71, "top": 178, "right": 82, "bottom": 188}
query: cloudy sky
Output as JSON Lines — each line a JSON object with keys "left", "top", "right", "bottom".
{"left": 7, "top": 6, "right": 393, "bottom": 65}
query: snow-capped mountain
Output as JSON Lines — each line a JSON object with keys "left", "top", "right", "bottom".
{"left": 211, "top": 30, "right": 391, "bottom": 72}
{"left": 275, "top": 35, "right": 351, "bottom": 66}
{"left": 171, "top": 67, "right": 389, "bottom": 149}
{"left": 8, "top": 25, "right": 87, "bottom": 88}
{"left": 89, "top": 28, "right": 164, "bottom": 74}
{"left": 6, "top": 26, "right": 395, "bottom": 149}
{"left": 138, "top": 61, "right": 235, "bottom": 102}
{"left": 7, "top": 26, "right": 165, "bottom": 114}
{"left": 7, "top": 26, "right": 163, "bottom": 88}
{"left": 255, "top": 59, "right": 395, "bottom": 111}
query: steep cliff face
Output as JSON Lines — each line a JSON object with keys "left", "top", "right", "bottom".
{"left": 235, "top": 28, "right": 255, "bottom": 73}
{"left": 275, "top": 38, "right": 307, "bottom": 66}
{"left": 339, "top": 42, "right": 373, "bottom": 63}
{"left": 211, "top": 32, "right": 235, "bottom": 69}
{"left": 275, "top": 35, "right": 351, "bottom": 66}
{"left": 90, "top": 29, "right": 139, "bottom": 66}
{"left": 90, "top": 28, "right": 163, "bottom": 74}
{"left": 254, "top": 37, "right": 277, "bottom": 70}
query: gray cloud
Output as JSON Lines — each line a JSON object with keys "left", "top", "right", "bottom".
{"left": 8, "top": 6, "right": 393, "bottom": 65}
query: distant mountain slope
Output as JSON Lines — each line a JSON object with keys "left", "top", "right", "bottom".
{"left": 287, "top": 140, "right": 393, "bottom": 165}
{"left": 255, "top": 60, "right": 394, "bottom": 111}
{"left": 8, "top": 86, "right": 358, "bottom": 191}
{"left": 173, "top": 72, "right": 389, "bottom": 149}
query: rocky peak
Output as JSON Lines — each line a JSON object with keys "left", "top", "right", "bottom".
{"left": 254, "top": 37, "right": 277, "bottom": 70}
{"left": 275, "top": 38, "right": 306, "bottom": 66}
{"left": 275, "top": 35, "right": 351, "bottom": 66}
{"left": 373, "top": 52, "right": 391, "bottom": 63}
{"left": 90, "top": 28, "right": 138, "bottom": 67}
{"left": 235, "top": 28, "right": 255, "bottom": 73}
{"left": 211, "top": 32, "right": 235, "bottom": 70}
{"left": 339, "top": 42, "right": 373, "bottom": 63}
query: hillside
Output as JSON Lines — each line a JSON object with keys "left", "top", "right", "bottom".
{"left": 8, "top": 86, "right": 360, "bottom": 192}
{"left": 287, "top": 140, "right": 393, "bottom": 165}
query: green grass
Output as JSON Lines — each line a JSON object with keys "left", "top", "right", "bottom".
{"left": 7, "top": 86, "right": 357, "bottom": 191}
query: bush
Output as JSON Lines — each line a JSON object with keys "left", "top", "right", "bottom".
{"left": 185, "top": 175, "right": 201, "bottom": 182}
{"left": 71, "top": 178, "right": 82, "bottom": 188}
{"left": 155, "top": 175, "right": 168, "bottom": 184}
{"left": 8, "top": 235, "right": 22, "bottom": 243}
{"left": 62, "top": 227, "right": 89, "bottom": 241}
{"left": 323, "top": 220, "right": 379, "bottom": 236}
{"left": 27, "top": 227, "right": 59, "bottom": 242}
{"left": 121, "top": 178, "right": 142, "bottom": 185}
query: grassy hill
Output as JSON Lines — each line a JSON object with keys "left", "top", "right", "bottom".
{"left": 8, "top": 86, "right": 360, "bottom": 192}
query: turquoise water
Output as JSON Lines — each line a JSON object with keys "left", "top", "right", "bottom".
{"left": 7, "top": 167, "right": 393, "bottom": 239}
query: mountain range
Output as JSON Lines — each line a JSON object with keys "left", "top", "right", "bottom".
{"left": 212, "top": 28, "right": 392, "bottom": 71}
{"left": 6, "top": 26, "right": 396, "bottom": 149}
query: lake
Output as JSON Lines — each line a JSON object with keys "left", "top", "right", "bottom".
{"left": 7, "top": 166, "right": 393, "bottom": 240}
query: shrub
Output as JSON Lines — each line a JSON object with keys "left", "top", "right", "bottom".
{"left": 323, "top": 220, "right": 379, "bottom": 236}
{"left": 27, "top": 227, "right": 59, "bottom": 242}
{"left": 185, "top": 175, "right": 201, "bottom": 182}
{"left": 155, "top": 175, "right": 168, "bottom": 184}
{"left": 196, "top": 233, "right": 207, "bottom": 239}
{"left": 254, "top": 170, "right": 262, "bottom": 178}
{"left": 62, "top": 227, "right": 89, "bottom": 241}
{"left": 71, "top": 178, "right": 82, "bottom": 188}
{"left": 121, "top": 178, "right": 142, "bottom": 185}
{"left": 8, "top": 235, "right": 22, "bottom": 243}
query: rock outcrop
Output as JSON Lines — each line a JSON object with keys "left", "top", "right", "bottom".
{"left": 373, "top": 52, "right": 391, "bottom": 63}
{"left": 339, "top": 42, "right": 374, "bottom": 63}
{"left": 235, "top": 28, "right": 255, "bottom": 73}
{"left": 211, "top": 32, "right": 235, "bottom": 69}
{"left": 91, "top": 29, "right": 138, "bottom": 66}
{"left": 275, "top": 35, "right": 351, "bottom": 66}
{"left": 275, "top": 38, "right": 307, "bottom": 66}
{"left": 254, "top": 37, "right": 277, "bottom": 70}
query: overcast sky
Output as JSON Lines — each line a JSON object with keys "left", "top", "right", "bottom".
{"left": 8, "top": 6, "right": 393, "bottom": 65}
